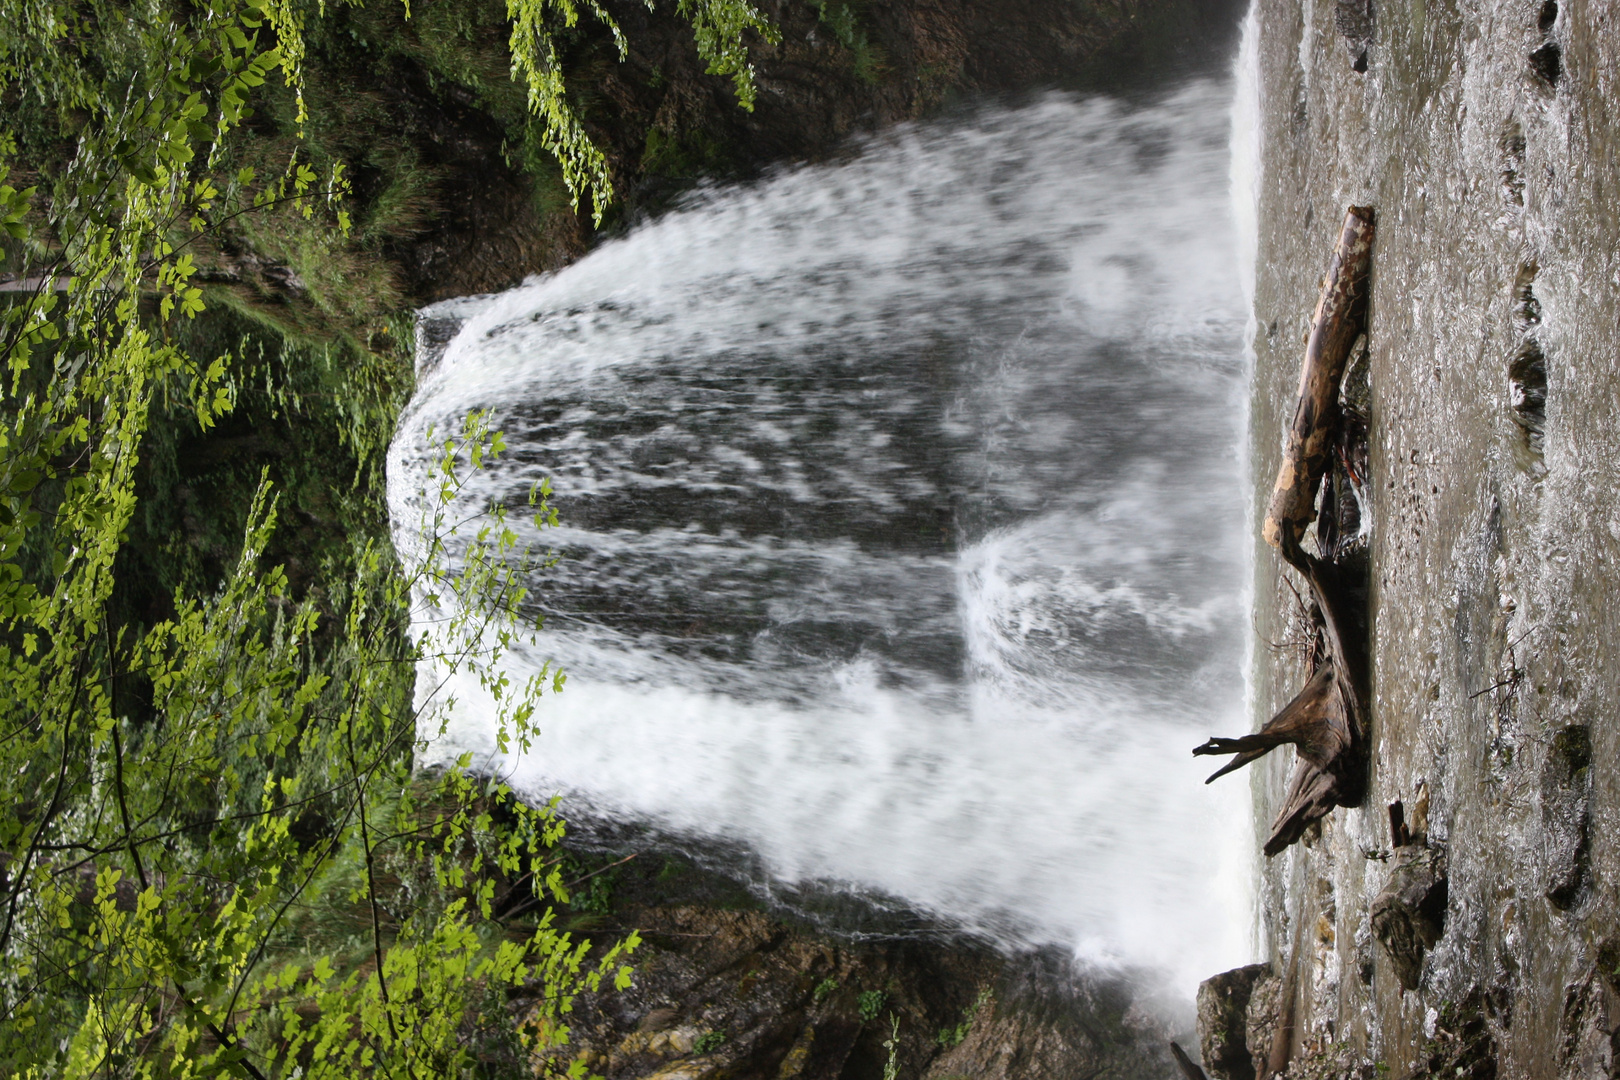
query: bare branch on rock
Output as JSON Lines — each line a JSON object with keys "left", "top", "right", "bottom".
{"left": 1195, "top": 206, "right": 1375, "bottom": 857}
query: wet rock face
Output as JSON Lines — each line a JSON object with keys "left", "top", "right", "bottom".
{"left": 1333, "top": 0, "right": 1374, "bottom": 71}
{"left": 1417, "top": 991, "right": 1500, "bottom": 1080}
{"left": 1243, "top": 972, "right": 1282, "bottom": 1078}
{"left": 413, "top": 315, "right": 462, "bottom": 378}
{"left": 538, "top": 852, "right": 1187, "bottom": 1080}
{"left": 1557, "top": 969, "right": 1620, "bottom": 1080}
{"left": 924, "top": 978, "right": 1157, "bottom": 1080}
{"left": 378, "top": 0, "right": 1246, "bottom": 301}
{"left": 1245, "top": 0, "right": 1620, "bottom": 1068}
{"left": 544, "top": 903, "right": 939, "bottom": 1080}
{"left": 576, "top": 0, "right": 1249, "bottom": 224}
{"left": 1197, "top": 963, "right": 1272, "bottom": 1080}
{"left": 1370, "top": 846, "right": 1448, "bottom": 992}
{"left": 1541, "top": 723, "right": 1591, "bottom": 910}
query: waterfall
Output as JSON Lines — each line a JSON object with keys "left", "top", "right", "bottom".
{"left": 388, "top": 78, "right": 1255, "bottom": 991}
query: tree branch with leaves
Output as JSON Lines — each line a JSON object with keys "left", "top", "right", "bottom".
{"left": 0, "top": 0, "right": 769, "bottom": 1073}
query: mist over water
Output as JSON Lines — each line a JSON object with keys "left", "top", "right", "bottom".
{"left": 389, "top": 79, "right": 1255, "bottom": 990}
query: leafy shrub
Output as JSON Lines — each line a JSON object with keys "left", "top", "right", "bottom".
{"left": 936, "top": 987, "right": 993, "bottom": 1048}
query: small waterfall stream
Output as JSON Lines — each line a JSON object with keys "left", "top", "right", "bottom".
{"left": 388, "top": 78, "right": 1255, "bottom": 990}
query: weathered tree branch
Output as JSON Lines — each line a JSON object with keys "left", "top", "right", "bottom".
{"left": 1263, "top": 206, "right": 1375, "bottom": 551}
{"left": 1195, "top": 206, "right": 1375, "bottom": 857}
{"left": 1195, "top": 664, "right": 1342, "bottom": 783}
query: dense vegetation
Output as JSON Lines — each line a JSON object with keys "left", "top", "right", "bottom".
{"left": 0, "top": 0, "right": 1252, "bottom": 1073}
{"left": 0, "top": 0, "right": 771, "bottom": 1075}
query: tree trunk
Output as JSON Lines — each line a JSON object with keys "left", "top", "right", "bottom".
{"left": 1263, "top": 206, "right": 1375, "bottom": 551}
{"left": 1194, "top": 205, "right": 1374, "bottom": 858}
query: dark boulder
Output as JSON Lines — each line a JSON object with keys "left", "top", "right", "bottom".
{"left": 1370, "top": 845, "right": 1448, "bottom": 991}
{"left": 1196, "top": 963, "right": 1272, "bottom": 1080}
{"left": 1541, "top": 723, "right": 1591, "bottom": 910}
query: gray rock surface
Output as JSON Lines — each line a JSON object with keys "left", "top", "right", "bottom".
{"left": 1198, "top": 963, "right": 1273, "bottom": 1080}
{"left": 1243, "top": 0, "right": 1620, "bottom": 1074}
{"left": 1540, "top": 723, "right": 1591, "bottom": 910}
{"left": 536, "top": 850, "right": 1191, "bottom": 1080}
{"left": 1243, "top": 971, "right": 1283, "bottom": 1078}
{"left": 1369, "top": 846, "right": 1447, "bottom": 992}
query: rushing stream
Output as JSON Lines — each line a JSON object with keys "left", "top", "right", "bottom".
{"left": 388, "top": 77, "right": 1257, "bottom": 990}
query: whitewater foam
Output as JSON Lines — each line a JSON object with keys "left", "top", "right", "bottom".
{"left": 388, "top": 78, "right": 1258, "bottom": 992}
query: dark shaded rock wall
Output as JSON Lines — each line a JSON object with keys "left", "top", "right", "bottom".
{"left": 536, "top": 851, "right": 1192, "bottom": 1080}
{"left": 378, "top": 0, "right": 1246, "bottom": 299}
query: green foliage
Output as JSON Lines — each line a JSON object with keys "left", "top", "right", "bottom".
{"left": 210, "top": 1, "right": 511, "bottom": 341}
{"left": 0, "top": 0, "right": 818, "bottom": 1074}
{"left": 881, "top": 1014, "right": 901, "bottom": 1080}
{"left": 693, "top": 1031, "right": 726, "bottom": 1054}
{"left": 504, "top": 0, "right": 778, "bottom": 222}
{"left": 810, "top": 0, "right": 884, "bottom": 84}
{"left": 858, "top": 989, "right": 887, "bottom": 1022}
{"left": 555, "top": 854, "right": 622, "bottom": 916}
{"left": 935, "top": 987, "right": 991, "bottom": 1049}
{"left": 0, "top": 0, "right": 775, "bottom": 1069}
{"left": 813, "top": 977, "right": 839, "bottom": 1003}
{"left": 641, "top": 124, "right": 726, "bottom": 180}
{"left": 0, "top": 335, "right": 633, "bottom": 1075}
{"left": 5, "top": 0, "right": 776, "bottom": 371}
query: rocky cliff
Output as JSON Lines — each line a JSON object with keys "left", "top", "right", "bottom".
{"left": 1202, "top": 2, "right": 1620, "bottom": 1078}
{"left": 348, "top": 0, "right": 1249, "bottom": 302}
{"left": 520, "top": 848, "right": 1193, "bottom": 1080}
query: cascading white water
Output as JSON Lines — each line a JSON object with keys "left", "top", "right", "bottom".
{"left": 388, "top": 78, "right": 1256, "bottom": 991}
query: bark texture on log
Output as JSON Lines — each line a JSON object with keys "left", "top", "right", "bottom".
{"left": 1262, "top": 533, "right": 1371, "bottom": 854}
{"left": 1194, "top": 205, "right": 1374, "bottom": 858}
{"left": 1195, "top": 664, "right": 1343, "bottom": 783}
{"left": 1263, "top": 206, "right": 1375, "bottom": 550}
{"left": 1196, "top": 540, "right": 1370, "bottom": 853}
{"left": 1195, "top": 650, "right": 1362, "bottom": 855}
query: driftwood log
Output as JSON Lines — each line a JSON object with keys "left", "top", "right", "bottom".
{"left": 1196, "top": 206, "right": 1374, "bottom": 857}
{"left": 1263, "top": 206, "right": 1375, "bottom": 551}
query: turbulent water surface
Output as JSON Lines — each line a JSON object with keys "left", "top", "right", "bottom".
{"left": 389, "top": 79, "right": 1255, "bottom": 989}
